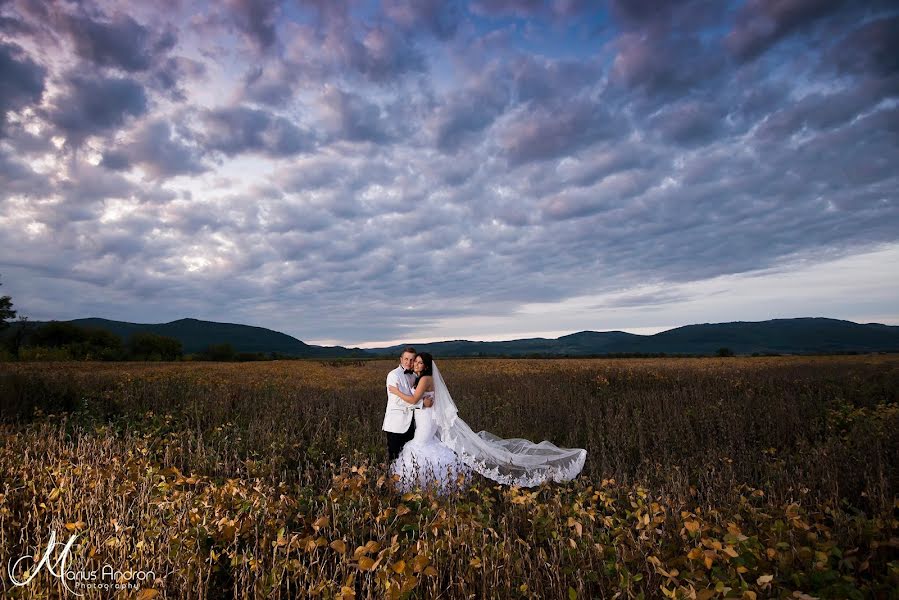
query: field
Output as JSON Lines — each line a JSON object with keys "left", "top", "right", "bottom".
{"left": 0, "top": 356, "right": 897, "bottom": 599}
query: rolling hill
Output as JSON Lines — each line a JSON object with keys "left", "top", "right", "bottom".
{"left": 27, "top": 318, "right": 368, "bottom": 357}
{"left": 367, "top": 318, "right": 899, "bottom": 356}
{"left": 10, "top": 317, "right": 899, "bottom": 358}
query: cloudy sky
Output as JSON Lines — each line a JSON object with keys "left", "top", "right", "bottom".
{"left": 1, "top": 0, "right": 897, "bottom": 347}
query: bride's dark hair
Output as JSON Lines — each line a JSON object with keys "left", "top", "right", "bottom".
{"left": 416, "top": 352, "right": 433, "bottom": 377}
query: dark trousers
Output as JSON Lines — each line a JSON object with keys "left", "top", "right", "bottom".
{"left": 386, "top": 417, "right": 416, "bottom": 461}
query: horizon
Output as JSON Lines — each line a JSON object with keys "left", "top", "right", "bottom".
{"left": 34, "top": 314, "right": 898, "bottom": 350}
{"left": 1, "top": 1, "right": 897, "bottom": 346}
{"left": 332, "top": 325, "right": 672, "bottom": 349}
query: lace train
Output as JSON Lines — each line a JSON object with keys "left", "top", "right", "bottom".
{"left": 389, "top": 362, "right": 588, "bottom": 491}
{"left": 390, "top": 436, "right": 472, "bottom": 494}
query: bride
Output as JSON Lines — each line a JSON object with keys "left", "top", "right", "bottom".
{"left": 388, "top": 353, "right": 587, "bottom": 493}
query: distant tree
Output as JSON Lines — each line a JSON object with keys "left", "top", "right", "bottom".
{"left": 81, "top": 328, "right": 125, "bottom": 360}
{"left": 8, "top": 316, "right": 34, "bottom": 358}
{"left": 0, "top": 276, "right": 16, "bottom": 330}
{"left": 716, "top": 347, "right": 735, "bottom": 357}
{"left": 128, "top": 332, "right": 183, "bottom": 361}
{"left": 31, "top": 322, "right": 89, "bottom": 347}
{"left": 204, "top": 343, "right": 236, "bottom": 361}
{"left": 85, "top": 328, "right": 121, "bottom": 348}
{"left": 30, "top": 322, "right": 125, "bottom": 360}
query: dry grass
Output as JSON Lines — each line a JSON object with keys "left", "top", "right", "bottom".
{"left": 0, "top": 356, "right": 897, "bottom": 598}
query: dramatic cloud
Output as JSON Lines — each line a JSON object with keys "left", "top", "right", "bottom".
{"left": 609, "top": 31, "right": 722, "bottom": 100}
{"left": 0, "top": 147, "right": 52, "bottom": 197}
{"left": 497, "top": 98, "right": 622, "bottom": 165}
{"left": 383, "top": 0, "right": 461, "bottom": 39}
{"left": 471, "top": 0, "right": 544, "bottom": 17}
{"left": 101, "top": 119, "right": 207, "bottom": 178}
{"left": 48, "top": 74, "right": 148, "bottom": 146}
{"left": 831, "top": 15, "right": 899, "bottom": 77}
{"left": 240, "top": 63, "right": 294, "bottom": 106}
{"left": 0, "top": 41, "right": 46, "bottom": 134}
{"left": 0, "top": 0, "right": 896, "bottom": 346}
{"left": 199, "top": 106, "right": 314, "bottom": 157}
{"left": 318, "top": 86, "right": 395, "bottom": 143}
{"left": 647, "top": 100, "right": 725, "bottom": 145}
{"left": 727, "top": 0, "right": 848, "bottom": 61}
{"left": 62, "top": 12, "right": 176, "bottom": 72}
{"left": 427, "top": 76, "right": 510, "bottom": 152}
{"left": 224, "top": 0, "right": 280, "bottom": 51}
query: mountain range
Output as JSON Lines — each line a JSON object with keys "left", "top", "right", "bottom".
{"left": 372, "top": 319, "right": 899, "bottom": 356}
{"left": 67, "top": 318, "right": 369, "bottom": 357}
{"left": 14, "top": 317, "right": 899, "bottom": 357}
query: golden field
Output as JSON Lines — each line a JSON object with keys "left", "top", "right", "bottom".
{"left": 0, "top": 356, "right": 897, "bottom": 599}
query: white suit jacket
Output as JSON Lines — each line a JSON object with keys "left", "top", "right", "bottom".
{"left": 382, "top": 365, "right": 422, "bottom": 433}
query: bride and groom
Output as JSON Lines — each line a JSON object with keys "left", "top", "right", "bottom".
{"left": 383, "top": 348, "right": 587, "bottom": 493}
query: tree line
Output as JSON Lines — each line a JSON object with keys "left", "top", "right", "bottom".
{"left": 2, "top": 320, "right": 282, "bottom": 362}
{"left": 11, "top": 321, "right": 182, "bottom": 361}
{"left": 0, "top": 277, "right": 275, "bottom": 362}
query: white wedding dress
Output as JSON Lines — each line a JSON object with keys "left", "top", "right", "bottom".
{"left": 390, "top": 362, "right": 587, "bottom": 492}
{"left": 390, "top": 390, "right": 472, "bottom": 494}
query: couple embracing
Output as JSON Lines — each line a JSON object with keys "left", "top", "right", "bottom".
{"left": 382, "top": 347, "right": 587, "bottom": 494}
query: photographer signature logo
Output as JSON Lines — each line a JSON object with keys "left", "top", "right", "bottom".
{"left": 7, "top": 528, "right": 157, "bottom": 596}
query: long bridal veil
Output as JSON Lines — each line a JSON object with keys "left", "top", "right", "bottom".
{"left": 431, "top": 361, "right": 587, "bottom": 487}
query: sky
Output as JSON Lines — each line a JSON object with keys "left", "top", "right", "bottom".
{"left": 0, "top": 0, "right": 897, "bottom": 348}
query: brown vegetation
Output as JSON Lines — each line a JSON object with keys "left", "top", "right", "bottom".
{"left": 0, "top": 356, "right": 897, "bottom": 598}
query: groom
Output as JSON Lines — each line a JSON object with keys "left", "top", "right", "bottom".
{"left": 383, "top": 346, "right": 422, "bottom": 461}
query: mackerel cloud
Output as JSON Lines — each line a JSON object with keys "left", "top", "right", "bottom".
{"left": 1, "top": 0, "right": 897, "bottom": 344}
